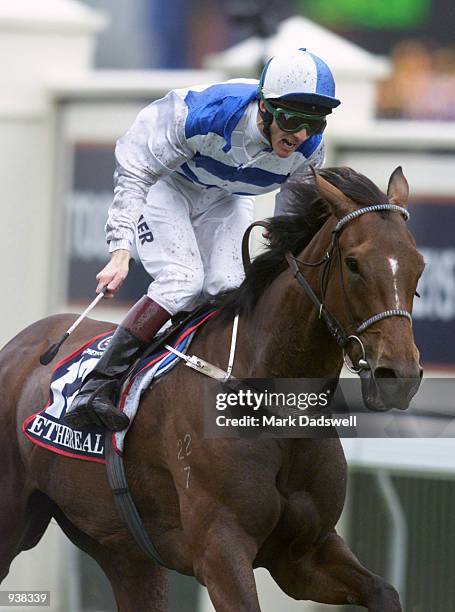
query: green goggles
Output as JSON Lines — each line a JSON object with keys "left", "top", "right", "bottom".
{"left": 262, "top": 98, "right": 327, "bottom": 135}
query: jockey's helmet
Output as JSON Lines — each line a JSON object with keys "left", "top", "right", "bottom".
{"left": 258, "top": 48, "right": 340, "bottom": 116}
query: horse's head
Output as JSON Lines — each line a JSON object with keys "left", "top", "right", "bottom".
{"left": 311, "top": 167, "right": 424, "bottom": 411}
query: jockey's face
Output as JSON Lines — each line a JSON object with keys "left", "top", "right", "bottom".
{"left": 258, "top": 100, "right": 310, "bottom": 158}
{"left": 270, "top": 121, "right": 310, "bottom": 158}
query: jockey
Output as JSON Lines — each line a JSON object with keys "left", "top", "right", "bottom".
{"left": 65, "top": 48, "right": 341, "bottom": 431}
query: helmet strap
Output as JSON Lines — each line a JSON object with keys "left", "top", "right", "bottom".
{"left": 258, "top": 100, "right": 273, "bottom": 145}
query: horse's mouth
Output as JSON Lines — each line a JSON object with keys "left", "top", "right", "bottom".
{"left": 360, "top": 370, "right": 422, "bottom": 412}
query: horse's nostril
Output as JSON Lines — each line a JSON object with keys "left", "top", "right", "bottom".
{"left": 374, "top": 367, "right": 397, "bottom": 379}
{"left": 419, "top": 367, "right": 424, "bottom": 380}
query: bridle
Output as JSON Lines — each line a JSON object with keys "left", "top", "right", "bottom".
{"left": 242, "top": 204, "right": 412, "bottom": 374}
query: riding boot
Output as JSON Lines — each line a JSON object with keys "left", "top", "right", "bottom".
{"left": 64, "top": 296, "right": 171, "bottom": 431}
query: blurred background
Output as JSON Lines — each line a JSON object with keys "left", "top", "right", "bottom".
{"left": 1, "top": 0, "right": 455, "bottom": 610}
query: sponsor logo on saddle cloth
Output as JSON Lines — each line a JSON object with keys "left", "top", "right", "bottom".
{"left": 22, "top": 311, "right": 218, "bottom": 463}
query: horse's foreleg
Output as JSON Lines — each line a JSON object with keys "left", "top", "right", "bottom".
{"left": 193, "top": 515, "right": 262, "bottom": 612}
{"left": 269, "top": 531, "right": 401, "bottom": 611}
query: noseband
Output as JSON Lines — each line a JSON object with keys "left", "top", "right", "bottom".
{"left": 242, "top": 205, "right": 412, "bottom": 374}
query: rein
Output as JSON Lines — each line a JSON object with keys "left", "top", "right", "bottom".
{"left": 242, "top": 204, "right": 412, "bottom": 374}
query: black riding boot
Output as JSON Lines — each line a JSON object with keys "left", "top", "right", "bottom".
{"left": 64, "top": 296, "right": 171, "bottom": 431}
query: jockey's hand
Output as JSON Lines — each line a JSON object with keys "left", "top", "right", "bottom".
{"left": 262, "top": 230, "right": 271, "bottom": 241}
{"left": 96, "top": 249, "right": 131, "bottom": 298}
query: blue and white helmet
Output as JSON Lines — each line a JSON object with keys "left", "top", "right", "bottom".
{"left": 259, "top": 48, "right": 340, "bottom": 111}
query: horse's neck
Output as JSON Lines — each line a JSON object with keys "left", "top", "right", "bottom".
{"left": 244, "top": 225, "right": 343, "bottom": 379}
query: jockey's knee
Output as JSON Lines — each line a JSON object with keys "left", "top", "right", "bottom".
{"left": 203, "top": 267, "right": 244, "bottom": 299}
{"left": 148, "top": 264, "right": 205, "bottom": 315}
{"left": 181, "top": 266, "right": 205, "bottom": 303}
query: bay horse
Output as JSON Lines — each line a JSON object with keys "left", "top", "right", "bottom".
{"left": 0, "top": 167, "right": 424, "bottom": 611}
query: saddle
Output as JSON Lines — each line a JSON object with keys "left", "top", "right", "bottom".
{"left": 22, "top": 305, "right": 219, "bottom": 463}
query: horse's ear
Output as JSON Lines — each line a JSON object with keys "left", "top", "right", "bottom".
{"left": 311, "top": 168, "right": 357, "bottom": 219}
{"left": 387, "top": 166, "right": 409, "bottom": 208}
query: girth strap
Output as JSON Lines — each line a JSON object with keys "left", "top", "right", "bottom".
{"left": 104, "top": 304, "right": 219, "bottom": 567}
{"left": 105, "top": 435, "right": 168, "bottom": 567}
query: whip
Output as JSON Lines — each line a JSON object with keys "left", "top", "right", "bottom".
{"left": 39, "top": 288, "right": 108, "bottom": 365}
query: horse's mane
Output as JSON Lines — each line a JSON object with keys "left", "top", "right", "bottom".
{"left": 215, "top": 166, "right": 389, "bottom": 319}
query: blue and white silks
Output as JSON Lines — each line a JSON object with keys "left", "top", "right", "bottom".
{"left": 107, "top": 79, "right": 325, "bottom": 252}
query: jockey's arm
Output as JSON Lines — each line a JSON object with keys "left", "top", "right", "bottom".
{"left": 100, "top": 91, "right": 193, "bottom": 294}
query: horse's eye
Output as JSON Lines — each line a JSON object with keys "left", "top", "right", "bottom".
{"left": 345, "top": 257, "right": 359, "bottom": 273}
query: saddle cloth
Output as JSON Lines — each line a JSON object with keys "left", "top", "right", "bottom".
{"left": 22, "top": 310, "right": 218, "bottom": 463}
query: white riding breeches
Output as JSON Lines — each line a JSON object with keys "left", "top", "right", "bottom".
{"left": 135, "top": 175, "right": 254, "bottom": 315}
